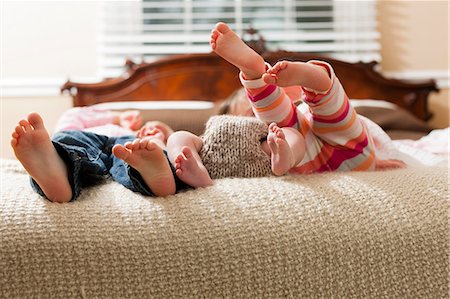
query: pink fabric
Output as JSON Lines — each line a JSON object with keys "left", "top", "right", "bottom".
{"left": 54, "top": 107, "right": 135, "bottom": 137}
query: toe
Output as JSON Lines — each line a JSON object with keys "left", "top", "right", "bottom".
{"left": 175, "top": 155, "right": 183, "bottom": 164}
{"left": 215, "top": 22, "right": 230, "bottom": 34}
{"left": 28, "top": 113, "right": 45, "bottom": 129}
{"left": 276, "top": 129, "right": 285, "bottom": 139}
{"left": 263, "top": 73, "right": 277, "bottom": 85}
{"left": 112, "top": 144, "right": 130, "bottom": 160}
{"left": 15, "top": 125, "right": 25, "bottom": 135}
{"left": 181, "top": 146, "right": 193, "bottom": 158}
{"left": 125, "top": 141, "right": 133, "bottom": 149}
{"left": 19, "top": 120, "right": 32, "bottom": 132}
{"left": 268, "top": 122, "right": 277, "bottom": 131}
{"left": 132, "top": 139, "right": 140, "bottom": 150}
{"left": 139, "top": 139, "right": 149, "bottom": 149}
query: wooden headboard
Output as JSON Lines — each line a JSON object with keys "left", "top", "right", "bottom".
{"left": 61, "top": 51, "right": 439, "bottom": 121}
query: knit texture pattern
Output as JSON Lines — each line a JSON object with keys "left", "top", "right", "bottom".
{"left": 0, "top": 159, "right": 448, "bottom": 298}
{"left": 200, "top": 115, "right": 272, "bottom": 178}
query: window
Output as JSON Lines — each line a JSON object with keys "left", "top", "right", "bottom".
{"left": 99, "top": 0, "right": 379, "bottom": 78}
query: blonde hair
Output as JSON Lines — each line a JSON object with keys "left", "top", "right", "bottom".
{"left": 218, "top": 88, "right": 252, "bottom": 116}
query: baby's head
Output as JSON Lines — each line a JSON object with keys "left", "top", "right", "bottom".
{"left": 218, "top": 88, "right": 254, "bottom": 116}
{"left": 136, "top": 121, "right": 174, "bottom": 143}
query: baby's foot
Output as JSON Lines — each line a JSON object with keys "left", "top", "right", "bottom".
{"left": 263, "top": 61, "right": 303, "bottom": 87}
{"left": 113, "top": 138, "right": 176, "bottom": 197}
{"left": 174, "top": 146, "right": 213, "bottom": 188}
{"left": 10, "top": 113, "right": 72, "bottom": 202}
{"left": 267, "top": 123, "right": 295, "bottom": 176}
{"left": 210, "top": 22, "right": 266, "bottom": 80}
{"left": 263, "top": 60, "right": 331, "bottom": 92}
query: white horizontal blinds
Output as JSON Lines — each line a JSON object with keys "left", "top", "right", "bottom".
{"left": 99, "top": 0, "right": 380, "bottom": 78}
{"left": 330, "top": 0, "right": 380, "bottom": 62}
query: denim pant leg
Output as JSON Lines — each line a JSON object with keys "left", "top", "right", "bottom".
{"left": 31, "top": 131, "right": 188, "bottom": 201}
{"left": 30, "top": 131, "right": 116, "bottom": 201}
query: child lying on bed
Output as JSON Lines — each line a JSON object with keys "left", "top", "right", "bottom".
{"left": 10, "top": 109, "right": 186, "bottom": 203}
{"left": 164, "top": 22, "right": 406, "bottom": 188}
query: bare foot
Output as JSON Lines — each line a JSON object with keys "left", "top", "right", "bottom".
{"left": 263, "top": 60, "right": 331, "bottom": 92}
{"left": 174, "top": 146, "right": 213, "bottom": 188}
{"left": 10, "top": 113, "right": 72, "bottom": 202}
{"left": 113, "top": 138, "right": 176, "bottom": 197}
{"left": 267, "top": 123, "right": 295, "bottom": 176}
{"left": 210, "top": 22, "right": 266, "bottom": 80}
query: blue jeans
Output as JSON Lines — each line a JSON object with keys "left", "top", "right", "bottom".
{"left": 30, "top": 130, "right": 187, "bottom": 201}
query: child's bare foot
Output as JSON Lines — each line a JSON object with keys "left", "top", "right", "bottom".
{"left": 113, "top": 138, "right": 176, "bottom": 197}
{"left": 174, "top": 146, "right": 213, "bottom": 188}
{"left": 10, "top": 113, "right": 72, "bottom": 202}
{"left": 267, "top": 123, "right": 295, "bottom": 176}
{"left": 210, "top": 22, "right": 266, "bottom": 80}
{"left": 263, "top": 60, "right": 331, "bottom": 92}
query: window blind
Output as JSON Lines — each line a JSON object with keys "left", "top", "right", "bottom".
{"left": 99, "top": 0, "right": 379, "bottom": 78}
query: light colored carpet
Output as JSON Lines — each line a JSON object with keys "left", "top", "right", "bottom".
{"left": 0, "top": 159, "right": 448, "bottom": 298}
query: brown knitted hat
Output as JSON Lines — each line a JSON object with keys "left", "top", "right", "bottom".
{"left": 199, "top": 115, "right": 272, "bottom": 179}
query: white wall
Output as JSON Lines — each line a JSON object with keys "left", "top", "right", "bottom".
{"left": 2, "top": 1, "right": 100, "bottom": 78}
{"left": 1, "top": 1, "right": 100, "bottom": 159}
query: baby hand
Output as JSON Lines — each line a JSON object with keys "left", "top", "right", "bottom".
{"left": 119, "top": 110, "right": 142, "bottom": 131}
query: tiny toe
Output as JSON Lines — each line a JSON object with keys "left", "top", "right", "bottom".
{"left": 15, "top": 126, "right": 25, "bottom": 135}
{"left": 262, "top": 73, "right": 277, "bottom": 85}
{"left": 215, "top": 22, "right": 231, "bottom": 34}
{"left": 28, "top": 113, "right": 45, "bottom": 129}
{"left": 210, "top": 30, "right": 219, "bottom": 39}
{"left": 112, "top": 144, "right": 130, "bottom": 160}
{"left": 19, "top": 120, "right": 32, "bottom": 132}
{"left": 125, "top": 141, "right": 133, "bottom": 149}
{"left": 11, "top": 132, "right": 19, "bottom": 138}
{"left": 132, "top": 139, "right": 140, "bottom": 150}
{"left": 175, "top": 154, "right": 185, "bottom": 163}
{"left": 139, "top": 139, "right": 149, "bottom": 149}
{"left": 181, "top": 146, "right": 192, "bottom": 158}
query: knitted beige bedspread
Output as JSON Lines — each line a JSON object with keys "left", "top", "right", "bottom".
{"left": 0, "top": 159, "right": 448, "bottom": 298}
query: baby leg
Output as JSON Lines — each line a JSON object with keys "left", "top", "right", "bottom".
{"left": 210, "top": 22, "right": 266, "bottom": 80}
{"left": 113, "top": 138, "right": 176, "bottom": 197}
{"left": 166, "top": 131, "right": 213, "bottom": 188}
{"left": 263, "top": 123, "right": 306, "bottom": 176}
{"left": 10, "top": 113, "right": 72, "bottom": 203}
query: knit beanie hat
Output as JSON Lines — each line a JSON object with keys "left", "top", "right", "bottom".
{"left": 199, "top": 115, "right": 272, "bottom": 179}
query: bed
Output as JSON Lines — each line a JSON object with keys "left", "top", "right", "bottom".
{"left": 1, "top": 42, "right": 448, "bottom": 298}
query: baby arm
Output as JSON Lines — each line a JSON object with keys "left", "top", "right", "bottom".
{"left": 55, "top": 107, "right": 142, "bottom": 132}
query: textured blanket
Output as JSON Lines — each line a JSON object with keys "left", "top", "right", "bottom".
{"left": 0, "top": 159, "right": 448, "bottom": 298}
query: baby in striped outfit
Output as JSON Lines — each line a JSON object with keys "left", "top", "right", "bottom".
{"left": 167, "top": 22, "right": 405, "bottom": 188}
{"left": 208, "top": 22, "right": 406, "bottom": 176}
